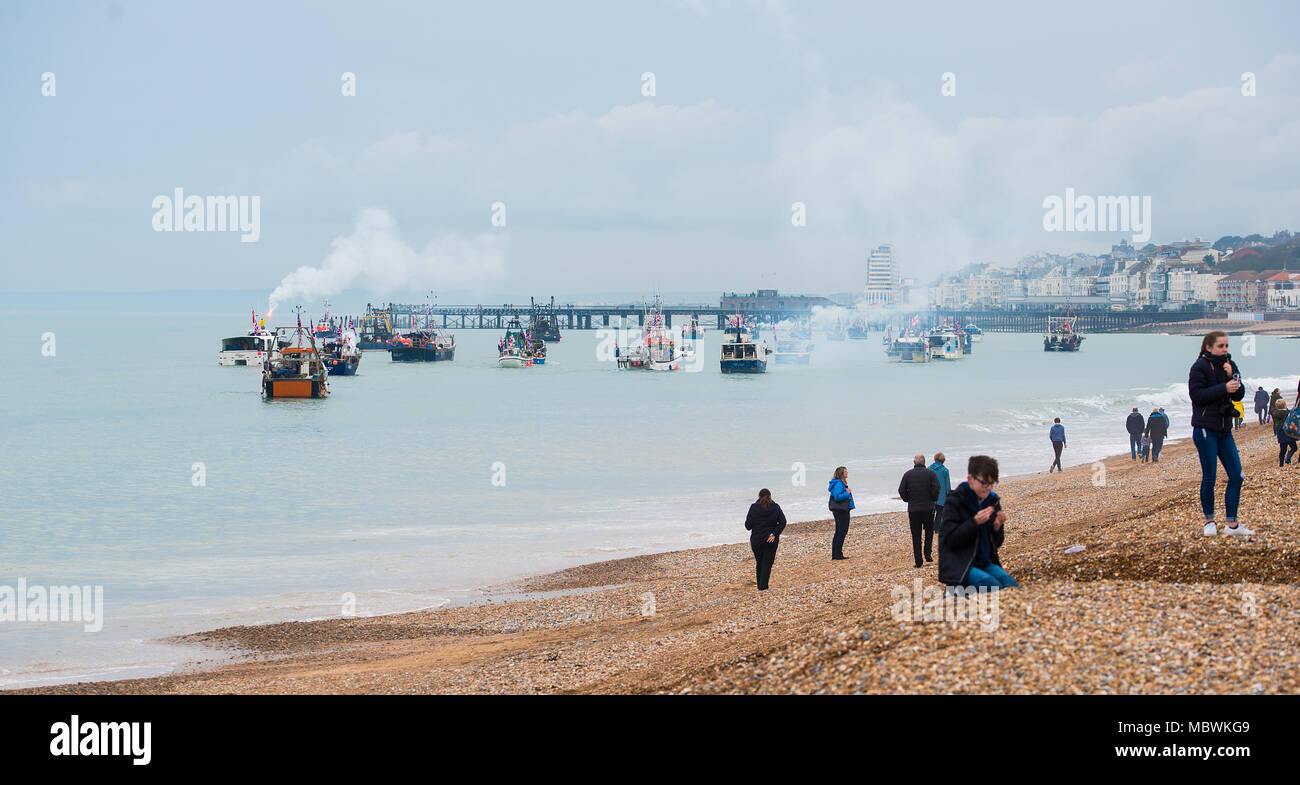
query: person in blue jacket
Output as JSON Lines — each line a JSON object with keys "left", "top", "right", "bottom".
{"left": 827, "top": 466, "right": 855, "bottom": 560}
{"left": 1188, "top": 330, "right": 1252, "bottom": 536}
{"left": 1048, "top": 418, "right": 1066, "bottom": 472}
{"left": 928, "top": 452, "right": 951, "bottom": 542}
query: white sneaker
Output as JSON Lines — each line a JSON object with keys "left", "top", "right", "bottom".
{"left": 1203, "top": 521, "right": 1217, "bottom": 536}
{"left": 1223, "top": 523, "right": 1255, "bottom": 536}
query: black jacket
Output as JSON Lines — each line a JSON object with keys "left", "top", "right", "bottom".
{"left": 744, "top": 501, "right": 787, "bottom": 542}
{"left": 1144, "top": 413, "right": 1168, "bottom": 440}
{"left": 1188, "top": 351, "right": 1245, "bottom": 431}
{"left": 937, "top": 482, "right": 1004, "bottom": 586}
{"left": 898, "top": 465, "right": 940, "bottom": 512}
{"left": 1255, "top": 389, "right": 1270, "bottom": 409}
{"left": 1125, "top": 412, "right": 1146, "bottom": 435}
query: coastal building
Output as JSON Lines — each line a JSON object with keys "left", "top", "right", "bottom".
{"left": 1216, "top": 271, "right": 1274, "bottom": 311}
{"left": 864, "top": 244, "right": 900, "bottom": 306}
{"left": 719, "top": 289, "right": 835, "bottom": 313}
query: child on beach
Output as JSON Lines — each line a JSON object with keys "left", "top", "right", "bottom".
{"left": 1140, "top": 433, "right": 1152, "bottom": 462}
{"left": 1275, "top": 408, "right": 1298, "bottom": 467}
{"left": 938, "top": 455, "right": 1019, "bottom": 590}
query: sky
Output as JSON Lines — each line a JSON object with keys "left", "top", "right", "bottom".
{"left": 1, "top": 0, "right": 1297, "bottom": 303}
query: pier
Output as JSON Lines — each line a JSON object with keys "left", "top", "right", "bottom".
{"left": 344, "top": 303, "right": 1214, "bottom": 334}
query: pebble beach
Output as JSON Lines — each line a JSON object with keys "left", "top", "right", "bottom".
{"left": 11, "top": 425, "right": 1299, "bottom": 695}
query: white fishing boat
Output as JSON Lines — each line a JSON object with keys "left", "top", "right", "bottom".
{"left": 219, "top": 311, "right": 278, "bottom": 366}
{"left": 497, "top": 317, "right": 533, "bottom": 368}
{"left": 617, "top": 296, "right": 682, "bottom": 371}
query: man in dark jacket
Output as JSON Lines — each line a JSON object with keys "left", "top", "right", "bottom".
{"left": 1125, "top": 408, "right": 1145, "bottom": 459}
{"left": 938, "top": 455, "right": 1018, "bottom": 589}
{"left": 1143, "top": 408, "right": 1169, "bottom": 462}
{"left": 1255, "top": 386, "right": 1270, "bottom": 424}
{"left": 898, "top": 454, "right": 940, "bottom": 568}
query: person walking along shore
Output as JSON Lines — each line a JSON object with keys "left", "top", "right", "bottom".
{"left": 1126, "top": 408, "right": 1145, "bottom": 460}
{"left": 828, "top": 467, "right": 855, "bottom": 560}
{"left": 898, "top": 454, "right": 940, "bottom": 567}
{"left": 1144, "top": 408, "right": 1168, "bottom": 462}
{"left": 929, "top": 453, "right": 951, "bottom": 543}
{"left": 744, "top": 489, "right": 787, "bottom": 591}
{"left": 1048, "top": 418, "right": 1066, "bottom": 472}
{"left": 1255, "top": 386, "right": 1270, "bottom": 424}
{"left": 1189, "top": 330, "right": 1253, "bottom": 536}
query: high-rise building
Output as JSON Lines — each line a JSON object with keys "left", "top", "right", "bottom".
{"left": 864, "top": 243, "right": 899, "bottom": 306}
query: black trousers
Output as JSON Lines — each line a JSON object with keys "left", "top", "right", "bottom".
{"left": 1151, "top": 436, "right": 1164, "bottom": 460}
{"left": 1051, "top": 441, "right": 1063, "bottom": 470}
{"left": 908, "top": 509, "right": 934, "bottom": 566}
{"left": 1258, "top": 407, "right": 1267, "bottom": 424}
{"left": 1280, "top": 441, "right": 1297, "bottom": 466}
{"left": 932, "top": 504, "right": 944, "bottom": 537}
{"left": 751, "top": 537, "right": 778, "bottom": 590}
{"left": 831, "top": 509, "right": 850, "bottom": 558}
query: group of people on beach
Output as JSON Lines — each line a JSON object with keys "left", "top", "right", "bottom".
{"left": 744, "top": 454, "right": 1019, "bottom": 593}
{"left": 743, "top": 330, "right": 1280, "bottom": 595}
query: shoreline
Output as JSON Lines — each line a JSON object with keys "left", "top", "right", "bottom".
{"left": 9, "top": 424, "right": 1300, "bottom": 694}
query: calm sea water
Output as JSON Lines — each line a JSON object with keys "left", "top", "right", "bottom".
{"left": 3, "top": 307, "right": 1298, "bottom": 687}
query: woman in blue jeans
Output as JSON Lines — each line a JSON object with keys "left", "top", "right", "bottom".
{"left": 1188, "top": 330, "right": 1253, "bottom": 536}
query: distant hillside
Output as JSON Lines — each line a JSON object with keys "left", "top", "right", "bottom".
{"left": 1215, "top": 238, "right": 1300, "bottom": 274}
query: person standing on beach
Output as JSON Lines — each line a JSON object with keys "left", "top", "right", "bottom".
{"left": 745, "top": 489, "right": 787, "bottom": 591}
{"left": 1048, "top": 418, "right": 1066, "bottom": 472}
{"left": 1270, "top": 388, "right": 1286, "bottom": 422}
{"left": 929, "top": 452, "right": 951, "bottom": 541}
{"left": 938, "top": 455, "right": 1019, "bottom": 589}
{"left": 1144, "top": 407, "right": 1168, "bottom": 462}
{"left": 1126, "top": 408, "right": 1145, "bottom": 460}
{"left": 1274, "top": 406, "right": 1298, "bottom": 467}
{"left": 1189, "top": 330, "right": 1252, "bottom": 536}
{"left": 898, "top": 454, "right": 940, "bottom": 567}
{"left": 1254, "top": 386, "right": 1270, "bottom": 424}
{"left": 828, "top": 467, "right": 855, "bottom": 560}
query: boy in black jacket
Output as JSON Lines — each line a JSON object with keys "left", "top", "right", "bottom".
{"left": 938, "top": 455, "right": 1019, "bottom": 589}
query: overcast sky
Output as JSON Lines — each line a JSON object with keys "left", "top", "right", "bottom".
{"left": 2, "top": 0, "right": 1297, "bottom": 301}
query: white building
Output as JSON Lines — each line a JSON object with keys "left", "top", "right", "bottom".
{"left": 864, "top": 243, "right": 900, "bottom": 306}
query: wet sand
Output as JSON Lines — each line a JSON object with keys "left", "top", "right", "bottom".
{"left": 11, "top": 425, "right": 1299, "bottom": 694}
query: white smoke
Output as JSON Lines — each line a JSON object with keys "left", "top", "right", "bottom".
{"left": 267, "top": 208, "right": 507, "bottom": 315}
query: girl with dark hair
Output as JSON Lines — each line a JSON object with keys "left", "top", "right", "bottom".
{"left": 744, "top": 489, "right": 787, "bottom": 591}
{"left": 827, "top": 467, "right": 855, "bottom": 560}
{"left": 1188, "top": 331, "right": 1252, "bottom": 536}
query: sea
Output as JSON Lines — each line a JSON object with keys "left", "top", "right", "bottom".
{"left": 3, "top": 295, "right": 1298, "bottom": 688}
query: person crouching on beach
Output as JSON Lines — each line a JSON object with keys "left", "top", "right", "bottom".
{"left": 1188, "top": 330, "right": 1252, "bottom": 536}
{"left": 745, "top": 489, "right": 787, "bottom": 591}
{"left": 828, "top": 467, "right": 855, "bottom": 560}
{"left": 938, "top": 455, "right": 1019, "bottom": 590}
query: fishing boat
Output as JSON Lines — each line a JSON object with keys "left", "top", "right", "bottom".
{"left": 358, "top": 304, "right": 396, "bottom": 350}
{"left": 683, "top": 315, "right": 705, "bottom": 340}
{"left": 388, "top": 327, "right": 456, "bottom": 362}
{"left": 261, "top": 313, "right": 330, "bottom": 399}
{"left": 531, "top": 296, "right": 562, "bottom": 342}
{"left": 883, "top": 326, "right": 930, "bottom": 363}
{"left": 719, "top": 317, "right": 769, "bottom": 373}
{"left": 219, "top": 311, "right": 278, "bottom": 366}
{"left": 926, "top": 328, "right": 965, "bottom": 360}
{"left": 497, "top": 317, "right": 533, "bottom": 368}
{"left": 847, "top": 318, "right": 869, "bottom": 340}
{"left": 964, "top": 323, "right": 984, "bottom": 342}
{"left": 771, "top": 323, "right": 814, "bottom": 365}
{"left": 617, "top": 296, "right": 681, "bottom": 371}
{"left": 312, "top": 303, "right": 362, "bottom": 376}
{"left": 1044, "top": 315, "right": 1084, "bottom": 352}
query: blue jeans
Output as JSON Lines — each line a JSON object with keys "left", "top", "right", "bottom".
{"left": 1192, "top": 426, "right": 1242, "bottom": 521}
{"left": 1129, "top": 432, "right": 1141, "bottom": 458}
{"left": 964, "top": 563, "right": 1019, "bottom": 589}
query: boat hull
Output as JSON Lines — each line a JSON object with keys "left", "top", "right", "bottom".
{"left": 498, "top": 355, "right": 527, "bottom": 368}
{"left": 218, "top": 351, "right": 265, "bottom": 366}
{"left": 358, "top": 340, "right": 390, "bottom": 351}
{"left": 263, "top": 377, "right": 328, "bottom": 398}
{"left": 325, "top": 356, "right": 361, "bottom": 375}
{"left": 721, "top": 359, "right": 767, "bottom": 373}
{"left": 390, "top": 346, "right": 456, "bottom": 362}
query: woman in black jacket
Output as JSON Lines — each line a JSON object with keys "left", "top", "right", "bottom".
{"left": 1188, "top": 331, "right": 1252, "bottom": 536}
{"left": 744, "top": 489, "right": 787, "bottom": 591}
